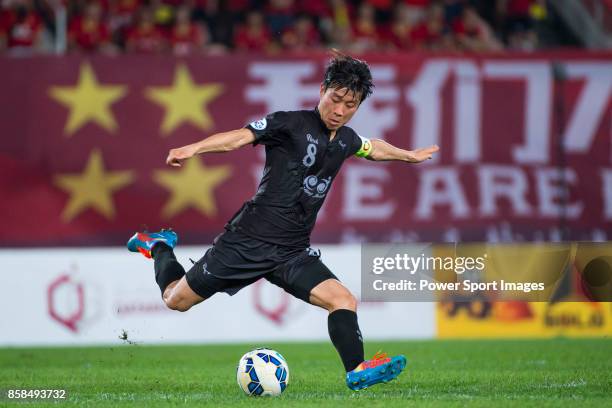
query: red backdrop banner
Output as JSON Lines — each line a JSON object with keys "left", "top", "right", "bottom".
{"left": 1, "top": 52, "right": 611, "bottom": 246}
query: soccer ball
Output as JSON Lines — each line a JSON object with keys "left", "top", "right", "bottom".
{"left": 236, "top": 348, "right": 289, "bottom": 396}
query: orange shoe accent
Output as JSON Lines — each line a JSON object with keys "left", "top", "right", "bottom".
{"left": 354, "top": 351, "right": 391, "bottom": 372}
{"left": 137, "top": 232, "right": 151, "bottom": 241}
{"left": 137, "top": 247, "right": 152, "bottom": 258}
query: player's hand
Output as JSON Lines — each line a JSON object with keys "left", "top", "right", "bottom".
{"left": 166, "top": 145, "right": 196, "bottom": 167}
{"left": 408, "top": 145, "right": 439, "bottom": 163}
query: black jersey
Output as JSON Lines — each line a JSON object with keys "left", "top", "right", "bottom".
{"left": 226, "top": 108, "right": 370, "bottom": 249}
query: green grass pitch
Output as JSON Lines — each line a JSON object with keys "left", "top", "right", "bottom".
{"left": 1, "top": 339, "right": 611, "bottom": 407}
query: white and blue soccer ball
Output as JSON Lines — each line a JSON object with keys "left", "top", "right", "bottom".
{"left": 236, "top": 348, "right": 289, "bottom": 396}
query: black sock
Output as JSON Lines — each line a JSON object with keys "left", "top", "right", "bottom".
{"left": 328, "top": 309, "right": 364, "bottom": 372}
{"left": 151, "top": 243, "right": 185, "bottom": 295}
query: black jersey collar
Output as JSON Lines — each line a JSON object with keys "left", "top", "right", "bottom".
{"left": 313, "top": 107, "right": 333, "bottom": 137}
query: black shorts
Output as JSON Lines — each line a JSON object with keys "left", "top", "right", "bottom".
{"left": 185, "top": 230, "right": 338, "bottom": 303}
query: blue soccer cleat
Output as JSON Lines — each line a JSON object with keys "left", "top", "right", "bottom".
{"left": 346, "top": 352, "right": 407, "bottom": 391}
{"left": 127, "top": 229, "right": 178, "bottom": 259}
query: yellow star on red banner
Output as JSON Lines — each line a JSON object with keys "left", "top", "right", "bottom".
{"left": 145, "top": 64, "right": 224, "bottom": 136}
{"left": 54, "top": 149, "right": 134, "bottom": 221}
{"left": 154, "top": 158, "right": 232, "bottom": 218}
{"left": 48, "top": 63, "right": 127, "bottom": 136}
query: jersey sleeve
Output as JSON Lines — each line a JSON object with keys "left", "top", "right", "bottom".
{"left": 245, "top": 111, "right": 296, "bottom": 146}
{"left": 348, "top": 129, "right": 373, "bottom": 158}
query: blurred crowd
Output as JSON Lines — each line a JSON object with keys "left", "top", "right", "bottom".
{"left": 0, "top": 0, "right": 554, "bottom": 55}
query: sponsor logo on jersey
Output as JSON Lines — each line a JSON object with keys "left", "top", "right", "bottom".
{"left": 303, "top": 175, "right": 331, "bottom": 198}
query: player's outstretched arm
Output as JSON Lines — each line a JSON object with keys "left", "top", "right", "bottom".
{"left": 368, "top": 139, "right": 439, "bottom": 163}
{"left": 166, "top": 128, "right": 256, "bottom": 167}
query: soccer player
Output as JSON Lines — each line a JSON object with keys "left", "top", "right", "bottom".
{"left": 128, "top": 54, "right": 439, "bottom": 390}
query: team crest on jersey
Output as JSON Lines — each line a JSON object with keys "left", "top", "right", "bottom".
{"left": 250, "top": 117, "right": 267, "bottom": 130}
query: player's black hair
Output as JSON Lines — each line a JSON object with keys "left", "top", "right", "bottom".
{"left": 322, "top": 51, "right": 374, "bottom": 104}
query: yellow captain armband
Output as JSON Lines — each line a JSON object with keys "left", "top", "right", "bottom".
{"left": 355, "top": 135, "right": 373, "bottom": 158}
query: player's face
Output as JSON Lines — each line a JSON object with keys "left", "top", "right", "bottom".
{"left": 318, "top": 86, "right": 361, "bottom": 130}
